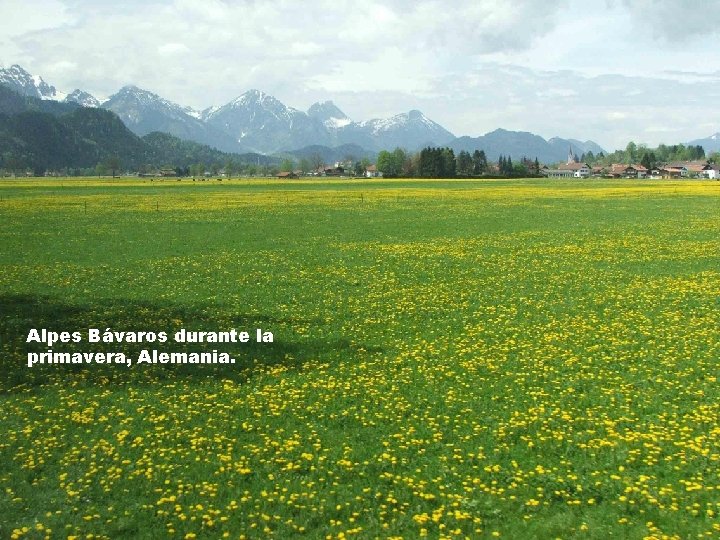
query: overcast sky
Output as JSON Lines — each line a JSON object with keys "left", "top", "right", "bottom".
{"left": 2, "top": 0, "right": 719, "bottom": 151}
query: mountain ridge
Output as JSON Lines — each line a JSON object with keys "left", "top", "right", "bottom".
{"left": 0, "top": 84, "right": 276, "bottom": 174}
{"left": 101, "top": 85, "right": 244, "bottom": 153}
{"left": 1, "top": 63, "right": 618, "bottom": 162}
{"left": 687, "top": 132, "right": 720, "bottom": 154}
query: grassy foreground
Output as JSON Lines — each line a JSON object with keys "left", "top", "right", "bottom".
{"left": 1, "top": 177, "right": 719, "bottom": 539}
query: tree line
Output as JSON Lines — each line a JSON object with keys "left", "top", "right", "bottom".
{"left": 376, "top": 147, "right": 541, "bottom": 178}
{"left": 576, "top": 142, "right": 713, "bottom": 169}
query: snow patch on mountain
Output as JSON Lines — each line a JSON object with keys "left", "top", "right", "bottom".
{"left": 65, "top": 89, "right": 100, "bottom": 108}
{"left": 324, "top": 117, "right": 352, "bottom": 129}
{"left": 183, "top": 106, "right": 203, "bottom": 120}
{"left": 0, "top": 64, "right": 65, "bottom": 100}
{"left": 360, "top": 110, "right": 446, "bottom": 136}
{"left": 308, "top": 100, "right": 352, "bottom": 130}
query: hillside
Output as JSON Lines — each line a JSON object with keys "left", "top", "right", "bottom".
{"left": 0, "top": 86, "right": 275, "bottom": 174}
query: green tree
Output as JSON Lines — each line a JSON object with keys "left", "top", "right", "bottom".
{"left": 640, "top": 152, "right": 652, "bottom": 171}
{"left": 442, "top": 148, "right": 456, "bottom": 177}
{"left": 280, "top": 158, "right": 295, "bottom": 173}
{"left": 419, "top": 147, "right": 444, "bottom": 177}
{"left": 456, "top": 150, "right": 472, "bottom": 176}
{"left": 104, "top": 155, "right": 121, "bottom": 177}
{"left": 377, "top": 149, "right": 404, "bottom": 177}
{"left": 354, "top": 161, "right": 365, "bottom": 176}
{"left": 310, "top": 153, "right": 325, "bottom": 174}
{"left": 406, "top": 152, "right": 420, "bottom": 177}
{"left": 393, "top": 148, "right": 408, "bottom": 177}
{"left": 299, "top": 158, "right": 310, "bottom": 175}
{"left": 472, "top": 150, "right": 487, "bottom": 175}
{"left": 513, "top": 162, "right": 528, "bottom": 176}
{"left": 95, "top": 161, "right": 108, "bottom": 176}
{"left": 190, "top": 163, "right": 205, "bottom": 177}
{"left": 625, "top": 141, "right": 637, "bottom": 163}
{"left": 224, "top": 159, "right": 237, "bottom": 178}
{"left": 377, "top": 150, "right": 394, "bottom": 176}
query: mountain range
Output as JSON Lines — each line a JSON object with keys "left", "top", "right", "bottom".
{"left": 5, "top": 63, "right": 718, "bottom": 165}
{"left": 0, "top": 84, "right": 274, "bottom": 173}
{"left": 102, "top": 85, "right": 242, "bottom": 153}
{"left": 1, "top": 64, "right": 616, "bottom": 163}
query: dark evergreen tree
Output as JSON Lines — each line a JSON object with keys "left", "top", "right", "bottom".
{"left": 506, "top": 156, "right": 513, "bottom": 175}
{"left": 472, "top": 149, "right": 488, "bottom": 175}
{"left": 456, "top": 150, "right": 472, "bottom": 176}
{"left": 641, "top": 152, "right": 652, "bottom": 171}
{"left": 442, "top": 147, "right": 456, "bottom": 178}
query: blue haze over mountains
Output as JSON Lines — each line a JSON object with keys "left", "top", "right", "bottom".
{"left": 5, "top": 63, "right": 716, "bottom": 163}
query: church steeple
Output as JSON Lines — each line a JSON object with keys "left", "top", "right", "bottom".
{"left": 568, "top": 146, "right": 576, "bottom": 164}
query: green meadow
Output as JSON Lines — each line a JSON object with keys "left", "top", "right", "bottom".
{"left": 1, "top": 177, "right": 719, "bottom": 539}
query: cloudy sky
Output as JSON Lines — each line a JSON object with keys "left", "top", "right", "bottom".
{"left": 2, "top": 0, "right": 719, "bottom": 151}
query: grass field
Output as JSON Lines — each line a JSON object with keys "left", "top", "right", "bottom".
{"left": 1, "top": 177, "right": 719, "bottom": 539}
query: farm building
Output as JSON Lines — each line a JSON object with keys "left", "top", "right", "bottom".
{"left": 609, "top": 164, "right": 648, "bottom": 179}
{"left": 323, "top": 166, "right": 345, "bottom": 177}
{"left": 544, "top": 162, "right": 591, "bottom": 178}
{"left": 655, "top": 161, "right": 720, "bottom": 179}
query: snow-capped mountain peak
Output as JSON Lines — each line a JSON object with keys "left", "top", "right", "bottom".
{"left": 308, "top": 100, "right": 351, "bottom": 129}
{"left": 104, "top": 85, "right": 200, "bottom": 125}
{"left": 205, "top": 89, "right": 304, "bottom": 126}
{"left": 101, "top": 83, "right": 244, "bottom": 153}
{"left": 0, "top": 64, "right": 458, "bottom": 154}
{"left": 64, "top": 89, "right": 100, "bottom": 108}
{"left": 360, "top": 110, "right": 448, "bottom": 135}
{"left": 0, "top": 64, "right": 65, "bottom": 100}
{"left": 226, "top": 89, "right": 281, "bottom": 109}
{"left": 203, "top": 89, "right": 332, "bottom": 153}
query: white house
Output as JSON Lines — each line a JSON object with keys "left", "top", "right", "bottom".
{"left": 702, "top": 164, "right": 719, "bottom": 179}
{"left": 557, "top": 162, "right": 591, "bottom": 178}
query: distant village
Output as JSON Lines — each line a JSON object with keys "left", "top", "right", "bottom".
{"left": 542, "top": 149, "right": 719, "bottom": 180}
{"left": 16, "top": 148, "right": 720, "bottom": 180}
{"left": 277, "top": 152, "right": 720, "bottom": 180}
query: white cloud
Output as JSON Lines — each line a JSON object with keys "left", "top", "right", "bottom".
{"left": 623, "top": 0, "right": 720, "bottom": 41}
{"left": 0, "top": 0, "right": 73, "bottom": 62}
{"left": 157, "top": 43, "right": 190, "bottom": 56}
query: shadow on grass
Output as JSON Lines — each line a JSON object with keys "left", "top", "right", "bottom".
{"left": 0, "top": 293, "right": 373, "bottom": 390}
